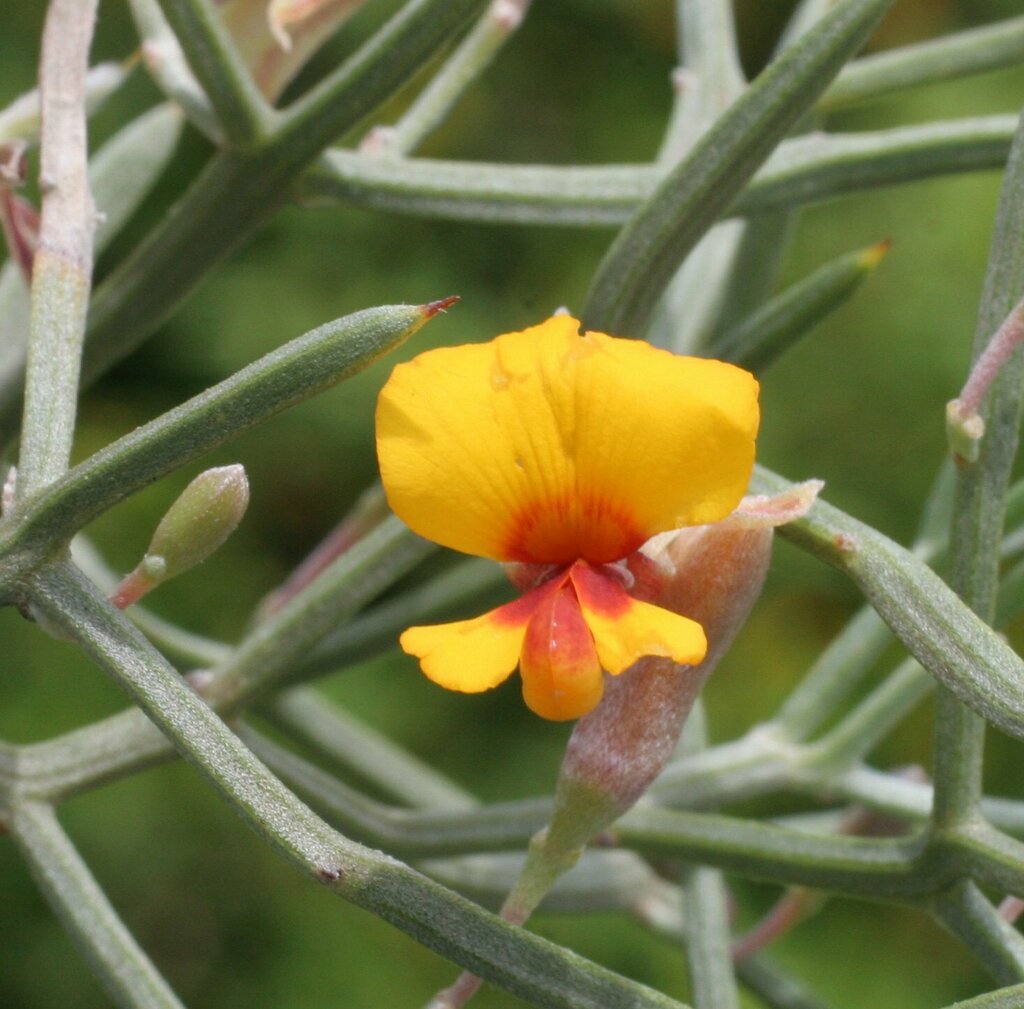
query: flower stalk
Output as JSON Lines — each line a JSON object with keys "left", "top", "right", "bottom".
{"left": 428, "top": 483, "right": 819, "bottom": 1007}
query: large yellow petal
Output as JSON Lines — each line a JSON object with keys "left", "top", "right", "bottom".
{"left": 377, "top": 316, "right": 759, "bottom": 564}
{"left": 399, "top": 593, "right": 534, "bottom": 693}
{"left": 571, "top": 562, "right": 707, "bottom": 675}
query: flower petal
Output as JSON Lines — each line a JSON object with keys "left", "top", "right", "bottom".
{"left": 399, "top": 592, "right": 536, "bottom": 694}
{"left": 376, "top": 316, "right": 759, "bottom": 565}
{"left": 520, "top": 580, "right": 604, "bottom": 721}
{"left": 570, "top": 562, "right": 707, "bottom": 675}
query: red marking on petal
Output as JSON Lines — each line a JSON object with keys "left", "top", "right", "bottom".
{"left": 568, "top": 561, "right": 631, "bottom": 617}
{"left": 519, "top": 580, "right": 604, "bottom": 720}
{"left": 503, "top": 492, "right": 647, "bottom": 566}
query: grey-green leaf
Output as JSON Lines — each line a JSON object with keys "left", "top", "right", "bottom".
{"left": 4, "top": 303, "right": 440, "bottom": 554}
{"left": 580, "top": 0, "right": 894, "bottom": 336}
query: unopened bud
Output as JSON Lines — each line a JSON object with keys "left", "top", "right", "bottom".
{"left": 546, "top": 481, "right": 822, "bottom": 854}
{"left": 146, "top": 464, "right": 250, "bottom": 580}
{"left": 111, "top": 465, "right": 249, "bottom": 609}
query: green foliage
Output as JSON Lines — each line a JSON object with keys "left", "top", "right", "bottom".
{"left": 2, "top": 2, "right": 1024, "bottom": 1008}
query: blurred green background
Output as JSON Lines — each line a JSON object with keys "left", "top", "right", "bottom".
{"left": 2, "top": 1, "right": 1024, "bottom": 1006}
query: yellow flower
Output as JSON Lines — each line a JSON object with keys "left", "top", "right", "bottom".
{"left": 375, "top": 315, "right": 759, "bottom": 720}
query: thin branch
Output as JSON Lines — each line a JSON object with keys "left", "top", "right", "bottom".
{"left": 15, "top": 0, "right": 99, "bottom": 499}
{"left": 159, "top": 0, "right": 273, "bottom": 146}
{"left": 24, "top": 561, "right": 691, "bottom": 1009}
{"left": 10, "top": 801, "right": 186, "bottom": 1009}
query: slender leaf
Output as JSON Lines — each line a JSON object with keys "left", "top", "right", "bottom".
{"left": 581, "top": 0, "right": 893, "bottom": 335}
{"left": 709, "top": 239, "right": 889, "bottom": 371}
{"left": 3, "top": 303, "right": 437, "bottom": 556}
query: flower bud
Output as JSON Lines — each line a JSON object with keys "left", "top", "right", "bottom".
{"left": 111, "top": 465, "right": 250, "bottom": 609}
{"left": 545, "top": 481, "right": 822, "bottom": 855}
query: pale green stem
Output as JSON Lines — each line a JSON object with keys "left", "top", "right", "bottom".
{"left": 301, "top": 114, "right": 1015, "bottom": 228}
{"left": 752, "top": 466, "right": 1024, "bottom": 745}
{"left": 264, "top": 686, "right": 477, "bottom": 810}
{"left": 363, "top": 0, "right": 533, "bottom": 156}
{"left": 3, "top": 305, "right": 432, "bottom": 565}
{"left": 129, "top": 0, "right": 223, "bottom": 141}
{"left": 201, "top": 517, "right": 434, "bottom": 709}
{"left": 651, "top": 0, "right": 747, "bottom": 353}
{"left": 933, "top": 110, "right": 1024, "bottom": 830}
{"left": 9, "top": 801, "right": 187, "bottom": 1009}
{"left": 681, "top": 867, "right": 740, "bottom": 1009}
{"left": 661, "top": 0, "right": 744, "bottom": 162}
{"left": 734, "top": 954, "right": 833, "bottom": 1009}
{"left": 583, "top": 0, "right": 894, "bottom": 336}
{"left": 258, "top": 483, "right": 391, "bottom": 618}
{"left": 159, "top": 0, "right": 273, "bottom": 146}
{"left": 932, "top": 881, "right": 1024, "bottom": 984}
{"left": 0, "top": 104, "right": 184, "bottom": 430}
{"left": 16, "top": 0, "right": 99, "bottom": 499}
{"left": 26, "top": 561, "right": 686, "bottom": 1009}
{"left": 674, "top": 703, "right": 738, "bottom": 1008}
{"left": 0, "top": 62, "right": 127, "bottom": 145}
{"left": 820, "top": 16, "right": 1024, "bottom": 112}
{"left": 805, "top": 656, "right": 932, "bottom": 767}
{"left": 709, "top": 239, "right": 889, "bottom": 371}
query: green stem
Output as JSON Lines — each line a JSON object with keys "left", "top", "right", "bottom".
{"left": 805, "top": 656, "right": 931, "bottom": 766}
{"left": 201, "top": 516, "right": 434, "bottom": 709}
{"left": 581, "top": 0, "right": 893, "bottom": 335}
{"left": 753, "top": 467, "right": 1024, "bottom": 744}
{"left": 931, "top": 881, "right": 1024, "bottom": 984}
{"left": 274, "top": 0, "right": 488, "bottom": 153}
{"left": 9, "top": 800, "right": 186, "bottom": 1009}
{"left": 735, "top": 954, "right": 833, "bottom": 1009}
{"left": 17, "top": 0, "right": 99, "bottom": 498}
{"left": 710, "top": 239, "right": 889, "bottom": 371}
{"left": 820, "top": 16, "right": 1024, "bottom": 111}
{"left": 263, "top": 687, "right": 477, "bottom": 810}
{"left": 681, "top": 867, "right": 738, "bottom": 1008}
{"left": 25, "top": 561, "right": 687, "bottom": 1009}
{"left": 616, "top": 808, "right": 928, "bottom": 899}
{"left": 934, "top": 109, "right": 1024, "bottom": 829}
{"left": 159, "top": 0, "right": 272, "bottom": 146}
{"left": 364, "top": 0, "right": 532, "bottom": 156}
{"left": 300, "top": 115, "right": 1015, "bottom": 228}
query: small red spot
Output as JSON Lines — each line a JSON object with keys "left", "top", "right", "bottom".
{"left": 317, "top": 866, "right": 342, "bottom": 883}
{"left": 422, "top": 295, "right": 460, "bottom": 318}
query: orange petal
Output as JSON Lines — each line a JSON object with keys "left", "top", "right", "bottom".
{"left": 376, "top": 316, "right": 759, "bottom": 565}
{"left": 570, "top": 562, "right": 707, "bottom": 675}
{"left": 399, "top": 592, "right": 537, "bottom": 694}
{"left": 519, "top": 580, "right": 605, "bottom": 721}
